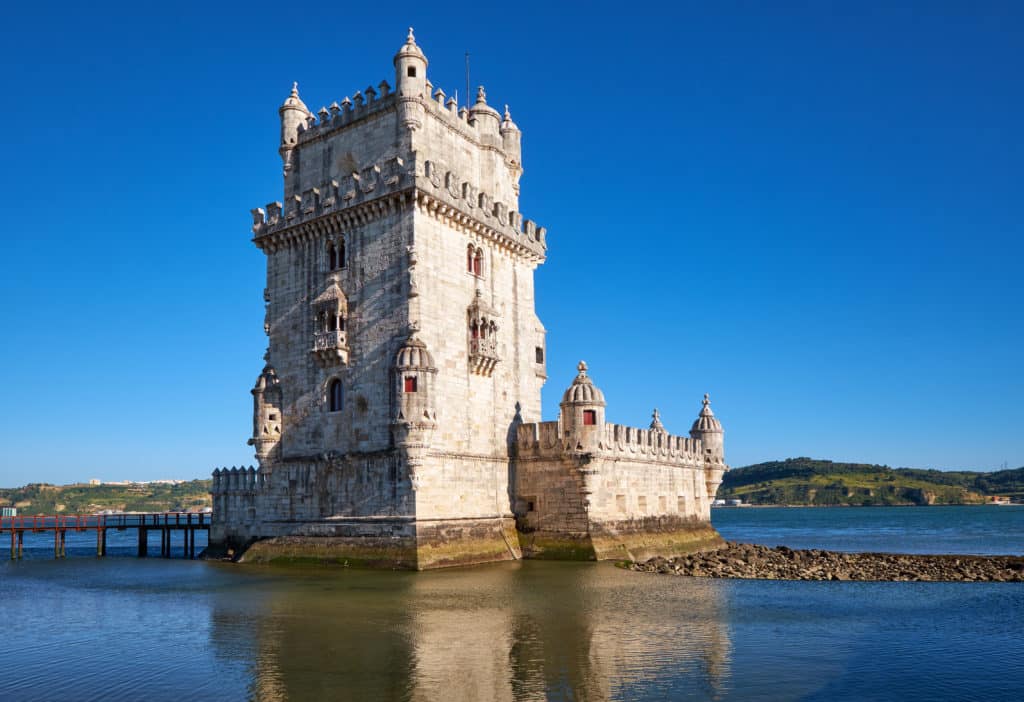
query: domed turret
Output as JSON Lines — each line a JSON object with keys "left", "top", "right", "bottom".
{"left": 393, "top": 335, "right": 437, "bottom": 427}
{"left": 690, "top": 394, "right": 724, "bottom": 459}
{"left": 560, "top": 362, "right": 606, "bottom": 449}
{"left": 279, "top": 82, "right": 310, "bottom": 151}
{"left": 500, "top": 104, "right": 522, "bottom": 163}
{"left": 393, "top": 27, "right": 427, "bottom": 98}
{"left": 469, "top": 85, "right": 501, "bottom": 138}
{"left": 248, "top": 363, "right": 283, "bottom": 466}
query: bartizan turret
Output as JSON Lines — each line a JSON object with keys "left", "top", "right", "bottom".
{"left": 393, "top": 27, "right": 427, "bottom": 131}
{"left": 278, "top": 83, "right": 310, "bottom": 192}
{"left": 248, "top": 364, "right": 283, "bottom": 467}
{"left": 391, "top": 335, "right": 438, "bottom": 491}
{"left": 690, "top": 394, "right": 726, "bottom": 499}
{"left": 559, "top": 361, "right": 606, "bottom": 453}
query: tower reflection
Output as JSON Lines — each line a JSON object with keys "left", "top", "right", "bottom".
{"left": 210, "top": 562, "right": 731, "bottom": 701}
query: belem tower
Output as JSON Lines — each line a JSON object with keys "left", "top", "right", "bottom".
{"left": 209, "top": 30, "right": 729, "bottom": 569}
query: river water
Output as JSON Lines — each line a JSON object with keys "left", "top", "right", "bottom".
{"left": 1, "top": 506, "right": 1022, "bottom": 701}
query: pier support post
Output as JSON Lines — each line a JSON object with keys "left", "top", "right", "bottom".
{"left": 138, "top": 528, "right": 148, "bottom": 557}
{"left": 9, "top": 530, "right": 14, "bottom": 560}
{"left": 54, "top": 529, "right": 59, "bottom": 559}
{"left": 17, "top": 531, "right": 23, "bottom": 559}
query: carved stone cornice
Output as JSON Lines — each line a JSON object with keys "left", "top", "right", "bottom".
{"left": 250, "top": 153, "right": 547, "bottom": 262}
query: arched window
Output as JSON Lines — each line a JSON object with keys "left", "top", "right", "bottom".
{"left": 328, "top": 243, "right": 337, "bottom": 271}
{"left": 467, "top": 245, "right": 475, "bottom": 273}
{"left": 473, "top": 248, "right": 482, "bottom": 276}
{"left": 337, "top": 239, "right": 346, "bottom": 268}
{"left": 470, "top": 320, "right": 479, "bottom": 339}
{"left": 328, "top": 379, "right": 343, "bottom": 412}
{"left": 480, "top": 318, "right": 487, "bottom": 338}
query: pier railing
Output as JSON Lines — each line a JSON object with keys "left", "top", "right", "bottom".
{"left": 0, "top": 512, "right": 210, "bottom": 560}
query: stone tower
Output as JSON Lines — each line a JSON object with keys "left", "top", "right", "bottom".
{"left": 210, "top": 29, "right": 548, "bottom": 569}
{"left": 210, "top": 30, "right": 728, "bottom": 569}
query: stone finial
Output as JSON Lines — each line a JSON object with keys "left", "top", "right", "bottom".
{"left": 291, "top": 81, "right": 299, "bottom": 96}
{"left": 407, "top": 26, "right": 415, "bottom": 43}
{"left": 476, "top": 85, "right": 487, "bottom": 105}
{"left": 577, "top": 360, "right": 588, "bottom": 375}
{"left": 703, "top": 393, "right": 711, "bottom": 408}
{"left": 650, "top": 408, "right": 665, "bottom": 432}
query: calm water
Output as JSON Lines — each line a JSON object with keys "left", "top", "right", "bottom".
{"left": 0, "top": 507, "right": 1021, "bottom": 701}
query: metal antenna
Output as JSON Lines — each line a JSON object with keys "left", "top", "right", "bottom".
{"left": 465, "top": 51, "right": 470, "bottom": 108}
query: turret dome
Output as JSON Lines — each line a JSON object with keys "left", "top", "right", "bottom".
{"left": 280, "top": 82, "right": 309, "bottom": 113}
{"left": 690, "top": 394, "right": 723, "bottom": 434}
{"left": 393, "top": 27, "right": 427, "bottom": 66}
{"left": 395, "top": 336, "right": 435, "bottom": 370}
{"left": 561, "top": 361, "right": 606, "bottom": 405}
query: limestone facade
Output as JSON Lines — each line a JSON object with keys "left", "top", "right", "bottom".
{"left": 210, "top": 30, "right": 727, "bottom": 568}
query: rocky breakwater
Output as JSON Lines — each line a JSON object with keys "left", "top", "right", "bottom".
{"left": 630, "top": 542, "right": 1024, "bottom": 582}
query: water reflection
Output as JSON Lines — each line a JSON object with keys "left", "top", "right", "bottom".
{"left": 218, "top": 561, "right": 731, "bottom": 701}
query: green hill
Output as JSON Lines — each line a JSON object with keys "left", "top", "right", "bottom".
{"left": 718, "top": 458, "right": 1024, "bottom": 506}
{"left": 0, "top": 480, "right": 212, "bottom": 515}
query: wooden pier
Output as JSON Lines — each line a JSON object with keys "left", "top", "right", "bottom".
{"left": 0, "top": 512, "right": 210, "bottom": 560}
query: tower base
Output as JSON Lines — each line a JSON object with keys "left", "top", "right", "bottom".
{"left": 230, "top": 516, "right": 521, "bottom": 571}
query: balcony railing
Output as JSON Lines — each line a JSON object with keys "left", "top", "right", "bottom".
{"left": 470, "top": 337, "right": 498, "bottom": 359}
{"left": 312, "top": 330, "right": 349, "bottom": 365}
{"left": 313, "top": 330, "right": 347, "bottom": 352}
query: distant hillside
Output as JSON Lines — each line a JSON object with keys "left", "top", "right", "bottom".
{"left": 0, "top": 480, "right": 212, "bottom": 515}
{"left": 718, "top": 458, "right": 1024, "bottom": 506}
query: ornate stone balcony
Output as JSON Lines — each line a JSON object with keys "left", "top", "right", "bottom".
{"left": 469, "top": 337, "right": 499, "bottom": 376}
{"left": 312, "top": 330, "right": 349, "bottom": 366}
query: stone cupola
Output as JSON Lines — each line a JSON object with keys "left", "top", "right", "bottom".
{"left": 559, "top": 361, "right": 606, "bottom": 450}
{"left": 690, "top": 394, "right": 724, "bottom": 459}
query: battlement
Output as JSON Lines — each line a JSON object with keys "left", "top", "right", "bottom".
{"left": 250, "top": 153, "right": 546, "bottom": 260}
{"left": 516, "top": 422, "right": 705, "bottom": 465}
{"left": 419, "top": 83, "right": 518, "bottom": 154}
{"left": 211, "top": 466, "right": 262, "bottom": 494}
{"left": 295, "top": 80, "right": 397, "bottom": 146}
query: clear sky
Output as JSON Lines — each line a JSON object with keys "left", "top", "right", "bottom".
{"left": 0, "top": 1, "right": 1020, "bottom": 486}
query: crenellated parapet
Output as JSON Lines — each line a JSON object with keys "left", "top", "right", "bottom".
{"left": 516, "top": 421, "right": 706, "bottom": 466}
{"left": 250, "top": 153, "right": 546, "bottom": 261}
{"left": 211, "top": 466, "right": 262, "bottom": 494}
{"left": 294, "top": 83, "right": 396, "bottom": 146}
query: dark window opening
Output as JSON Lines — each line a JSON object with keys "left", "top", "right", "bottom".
{"left": 268, "top": 413, "right": 277, "bottom": 421}
{"left": 328, "top": 244, "right": 337, "bottom": 270}
{"left": 527, "top": 501, "right": 535, "bottom": 512}
{"left": 535, "top": 346, "right": 544, "bottom": 363}
{"left": 328, "top": 379, "right": 343, "bottom": 412}
{"left": 467, "top": 245, "right": 474, "bottom": 273}
{"left": 338, "top": 240, "right": 346, "bottom": 268}
{"left": 404, "top": 376, "right": 418, "bottom": 393}
{"left": 407, "top": 66, "right": 417, "bottom": 78}
{"left": 583, "top": 410, "right": 597, "bottom": 426}
{"left": 470, "top": 321, "right": 479, "bottom": 339}
{"left": 473, "top": 249, "right": 482, "bottom": 276}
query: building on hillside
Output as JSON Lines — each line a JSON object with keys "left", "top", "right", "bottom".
{"left": 209, "top": 29, "right": 728, "bottom": 569}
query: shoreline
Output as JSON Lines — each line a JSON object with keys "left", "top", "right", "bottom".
{"left": 629, "top": 542, "right": 1024, "bottom": 582}
{"left": 713, "top": 503, "right": 1022, "bottom": 508}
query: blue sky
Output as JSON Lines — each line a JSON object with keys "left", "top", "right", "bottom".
{"left": 0, "top": 1, "right": 1020, "bottom": 485}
